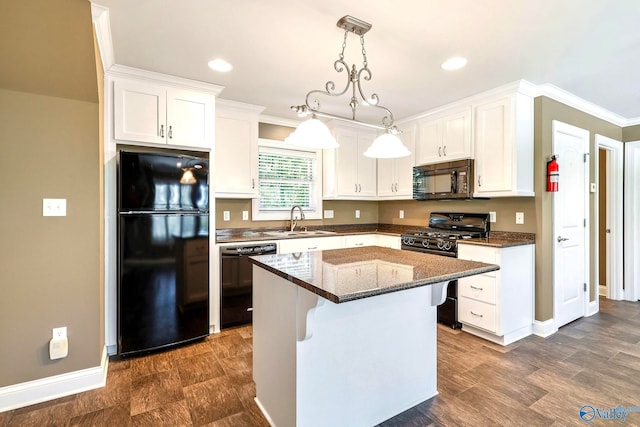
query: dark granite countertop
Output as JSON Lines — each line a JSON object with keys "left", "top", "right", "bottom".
{"left": 216, "top": 223, "right": 410, "bottom": 243}
{"left": 458, "top": 231, "right": 535, "bottom": 248}
{"left": 249, "top": 246, "right": 499, "bottom": 304}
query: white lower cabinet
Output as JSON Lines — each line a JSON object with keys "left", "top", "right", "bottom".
{"left": 457, "top": 243, "right": 534, "bottom": 345}
{"left": 277, "top": 236, "right": 343, "bottom": 254}
{"left": 375, "top": 234, "right": 401, "bottom": 249}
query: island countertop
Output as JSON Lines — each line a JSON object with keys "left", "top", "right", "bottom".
{"left": 249, "top": 246, "right": 499, "bottom": 303}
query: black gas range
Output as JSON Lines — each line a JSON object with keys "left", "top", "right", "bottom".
{"left": 401, "top": 212, "right": 490, "bottom": 257}
{"left": 401, "top": 212, "right": 490, "bottom": 329}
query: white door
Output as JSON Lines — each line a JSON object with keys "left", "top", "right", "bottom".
{"left": 552, "top": 121, "right": 589, "bottom": 328}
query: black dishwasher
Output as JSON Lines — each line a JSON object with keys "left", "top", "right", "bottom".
{"left": 220, "top": 242, "right": 277, "bottom": 328}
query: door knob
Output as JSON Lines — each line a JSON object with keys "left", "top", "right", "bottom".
{"left": 557, "top": 236, "right": 569, "bottom": 242}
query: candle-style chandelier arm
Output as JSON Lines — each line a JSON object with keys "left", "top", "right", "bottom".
{"left": 291, "top": 15, "right": 397, "bottom": 131}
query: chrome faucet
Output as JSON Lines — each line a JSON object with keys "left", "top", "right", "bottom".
{"left": 290, "top": 205, "right": 305, "bottom": 232}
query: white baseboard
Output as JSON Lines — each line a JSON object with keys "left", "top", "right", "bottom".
{"left": 0, "top": 347, "right": 108, "bottom": 413}
{"left": 533, "top": 319, "right": 558, "bottom": 338}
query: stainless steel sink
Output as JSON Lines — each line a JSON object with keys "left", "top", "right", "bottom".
{"left": 263, "top": 230, "right": 337, "bottom": 238}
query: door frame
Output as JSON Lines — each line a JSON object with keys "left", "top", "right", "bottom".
{"left": 595, "top": 135, "right": 624, "bottom": 302}
{"left": 625, "top": 141, "right": 640, "bottom": 302}
{"left": 552, "top": 120, "right": 590, "bottom": 325}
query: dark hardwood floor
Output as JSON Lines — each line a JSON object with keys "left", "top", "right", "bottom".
{"left": 2, "top": 297, "right": 639, "bottom": 426}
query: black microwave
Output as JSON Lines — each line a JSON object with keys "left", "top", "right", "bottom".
{"left": 413, "top": 159, "right": 474, "bottom": 200}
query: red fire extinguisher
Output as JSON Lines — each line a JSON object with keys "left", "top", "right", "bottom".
{"left": 547, "top": 155, "right": 559, "bottom": 192}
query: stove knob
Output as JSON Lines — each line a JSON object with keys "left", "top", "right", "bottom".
{"left": 421, "top": 240, "right": 430, "bottom": 248}
{"left": 402, "top": 237, "right": 415, "bottom": 246}
{"left": 437, "top": 240, "right": 444, "bottom": 249}
{"left": 444, "top": 241, "right": 452, "bottom": 250}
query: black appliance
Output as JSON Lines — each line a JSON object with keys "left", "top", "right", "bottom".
{"left": 401, "top": 212, "right": 490, "bottom": 329}
{"left": 413, "top": 159, "right": 474, "bottom": 200}
{"left": 117, "top": 150, "right": 210, "bottom": 357}
{"left": 220, "top": 243, "right": 277, "bottom": 329}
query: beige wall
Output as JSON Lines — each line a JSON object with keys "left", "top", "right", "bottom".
{"left": 0, "top": 89, "right": 101, "bottom": 386}
{"left": 533, "top": 96, "right": 622, "bottom": 321}
{"left": 0, "top": 0, "right": 101, "bottom": 388}
{"left": 622, "top": 124, "right": 640, "bottom": 142}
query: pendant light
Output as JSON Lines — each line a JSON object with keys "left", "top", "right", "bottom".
{"left": 290, "top": 15, "right": 410, "bottom": 159}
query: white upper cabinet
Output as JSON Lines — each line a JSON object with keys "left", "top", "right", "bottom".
{"left": 214, "top": 99, "right": 264, "bottom": 198}
{"left": 113, "top": 79, "right": 214, "bottom": 149}
{"left": 323, "top": 126, "right": 377, "bottom": 199}
{"left": 377, "top": 123, "right": 416, "bottom": 199}
{"left": 415, "top": 107, "right": 471, "bottom": 165}
{"left": 473, "top": 89, "right": 534, "bottom": 197}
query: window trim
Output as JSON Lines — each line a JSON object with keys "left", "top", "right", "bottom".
{"left": 251, "top": 138, "right": 323, "bottom": 221}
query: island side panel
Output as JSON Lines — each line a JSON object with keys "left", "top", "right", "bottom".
{"left": 253, "top": 266, "right": 298, "bottom": 427}
{"left": 296, "top": 284, "right": 439, "bottom": 427}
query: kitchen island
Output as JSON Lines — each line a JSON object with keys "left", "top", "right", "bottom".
{"left": 249, "top": 246, "right": 499, "bottom": 427}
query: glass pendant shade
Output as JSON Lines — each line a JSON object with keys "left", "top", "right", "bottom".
{"left": 285, "top": 117, "right": 339, "bottom": 149}
{"left": 180, "top": 169, "right": 197, "bottom": 184}
{"left": 363, "top": 132, "right": 411, "bottom": 158}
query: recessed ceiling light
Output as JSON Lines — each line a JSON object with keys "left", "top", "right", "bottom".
{"left": 441, "top": 57, "right": 467, "bottom": 71}
{"left": 208, "top": 58, "right": 233, "bottom": 72}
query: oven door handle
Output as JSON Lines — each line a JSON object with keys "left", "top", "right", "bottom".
{"left": 451, "top": 170, "right": 458, "bottom": 194}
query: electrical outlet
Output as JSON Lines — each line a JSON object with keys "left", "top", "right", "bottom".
{"left": 223, "top": 211, "right": 230, "bottom": 221}
{"left": 242, "top": 211, "right": 249, "bottom": 221}
{"left": 43, "top": 198, "right": 66, "bottom": 217}
{"left": 516, "top": 212, "right": 524, "bottom": 224}
{"left": 52, "top": 327, "right": 67, "bottom": 339}
{"left": 489, "top": 211, "right": 496, "bottom": 223}
{"left": 355, "top": 209, "right": 361, "bottom": 219}
{"left": 399, "top": 210, "right": 404, "bottom": 219}
{"left": 324, "top": 209, "right": 334, "bottom": 219}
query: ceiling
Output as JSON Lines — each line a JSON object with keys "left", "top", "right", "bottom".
{"left": 96, "top": 0, "right": 640, "bottom": 124}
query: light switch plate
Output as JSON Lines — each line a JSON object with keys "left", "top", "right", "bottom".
{"left": 399, "top": 210, "right": 404, "bottom": 219}
{"left": 515, "top": 212, "right": 524, "bottom": 224}
{"left": 590, "top": 182, "right": 597, "bottom": 193}
{"left": 223, "top": 211, "right": 230, "bottom": 221}
{"left": 43, "top": 198, "right": 66, "bottom": 217}
{"left": 242, "top": 211, "right": 249, "bottom": 221}
{"left": 323, "top": 210, "right": 334, "bottom": 219}
{"left": 355, "top": 210, "right": 361, "bottom": 219}
{"left": 489, "top": 211, "right": 497, "bottom": 223}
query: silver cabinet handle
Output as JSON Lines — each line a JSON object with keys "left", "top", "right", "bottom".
{"left": 557, "top": 236, "right": 569, "bottom": 242}
{"left": 470, "top": 285, "right": 484, "bottom": 291}
{"left": 470, "top": 311, "right": 484, "bottom": 318}
{"left": 168, "top": 125, "right": 173, "bottom": 139}
{"left": 308, "top": 246, "right": 318, "bottom": 250}
{"left": 355, "top": 184, "right": 358, "bottom": 193}
{"left": 252, "top": 178, "right": 255, "bottom": 189}
{"left": 443, "top": 145, "right": 447, "bottom": 156}
{"left": 391, "top": 184, "right": 394, "bottom": 192}
{"left": 160, "top": 124, "right": 165, "bottom": 138}
{"left": 438, "top": 146, "right": 442, "bottom": 157}
{"left": 478, "top": 175, "right": 482, "bottom": 187}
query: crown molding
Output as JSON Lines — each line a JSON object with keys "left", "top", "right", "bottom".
{"left": 90, "top": 3, "right": 114, "bottom": 71}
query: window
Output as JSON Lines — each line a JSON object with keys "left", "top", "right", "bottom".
{"left": 251, "top": 139, "right": 323, "bottom": 220}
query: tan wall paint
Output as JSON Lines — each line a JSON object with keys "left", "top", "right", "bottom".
{"left": 0, "top": 89, "right": 101, "bottom": 386}
{"left": 0, "top": 0, "right": 98, "bottom": 103}
{"left": 622, "top": 125, "right": 640, "bottom": 142}
{"left": 378, "top": 198, "right": 536, "bottom": 232}
{"left": 534, "top": 96, "right": 622, "bottom": 321}
{"left": 215, "top": 199, "right": 379, "bottom": 229}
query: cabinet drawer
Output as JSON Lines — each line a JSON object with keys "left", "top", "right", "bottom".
{"left": 459, "top": 297, "right": 496, "bottom": 332}
{"left": 458, "top": 275, "right": 496, "bottom": 304}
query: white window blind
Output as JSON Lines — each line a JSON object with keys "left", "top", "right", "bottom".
{"left": 258, "top": 147, "right": 316, "bottom": 211}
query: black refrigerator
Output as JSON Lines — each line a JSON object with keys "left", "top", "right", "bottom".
{"left": 117, "top": 150, "right": 210, "bottom": 357}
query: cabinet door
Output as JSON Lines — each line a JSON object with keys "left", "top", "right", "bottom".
{"left": 377, "top": 156, "right": 396, "bottom": 197}
{"left": 166, "top": 89, "right": 214, "bottom": 149}
{"left": 416, "top": 118, "right": 441, "bottom": 165}
{"left": 356, "top": 133, "right": 378, "bottom": 196}
{"left": 114, "top": 80, "right": 166, "bottom": 144}
{"left": 474, "top": 97, "right": 513, "bottom": 194}
{"left": 395, "top": 124, "right": 417, "bottom": 196}
{"left": 441, "top": 108, "right": 471, "bottom": 161}
{"left": 334, "top": 130, "right": 359, "bottom": 197}
{"left": 215, "top": 113, "right": 258, "bottom": 197}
